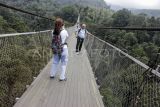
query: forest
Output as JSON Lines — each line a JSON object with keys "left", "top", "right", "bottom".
{"left": 80, "top": 5, "right": 160, "bottom": 107}
{"left": 0, "top": 0, "right": 160, "bottom": 107}
{"left": 80, "top": 6, "right": 160, "bottom": 107}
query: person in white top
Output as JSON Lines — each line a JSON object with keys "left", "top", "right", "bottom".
{"left": 50, "top": 18, "right": 69, "bottom": 81}
{"left": 76, "top": 23, "right": 87, "bottom": 53}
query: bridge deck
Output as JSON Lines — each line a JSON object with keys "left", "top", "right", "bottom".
{"left": 14, "top": 28, "right": 104, "bottom": 107}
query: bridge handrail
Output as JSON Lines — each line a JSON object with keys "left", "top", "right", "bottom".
{"left": 0, "top": 30, "right": 52, "bottom": 38}
{"left": 87, "top": 32, "right": 160, "bottom": 77}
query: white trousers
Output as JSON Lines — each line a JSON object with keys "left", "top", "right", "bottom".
{"left": 50, "top": 48, "right": 68, "bottom": 80}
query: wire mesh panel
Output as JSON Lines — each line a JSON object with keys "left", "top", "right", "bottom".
{"left": 0, "top": 31, "right": 52, "bottom": 107}
{"left": 84, "top": 33, "right": 160, "bottom": 107}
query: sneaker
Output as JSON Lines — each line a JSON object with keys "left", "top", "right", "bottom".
{"left": 78, "top": 51, "right": 82, "bottom": 54}
{"left": 76, "top": 52, "right": 79, "bottom": 55}
{"left": 59, "top": 78, "right": 67, "bottom": 81}
{"left": 50, "top": 76, "right": 55, "bottom": 79}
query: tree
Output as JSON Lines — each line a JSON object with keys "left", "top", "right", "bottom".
{"left": 147, "top": 16, "right": 157, "bottom": 27}
{"left": 129, "top": 14, "right": 147, "bottom": 27}
{"left": 55, "top": 6, "right": 78, "bottom": 23}
{"left": 112, "top": 9, "right": 131, "bottom": 27}
{"left": 143, "top": 43, "right": 159, "bottom": 61}
{"left": 0, "top": 16, "right": 7, "bottom": 33}
{"left": 123, "top": 32, "right": 138, "bottom": 46}
{"left": 0, "top": 16, "right": 16, "bottom": 33}
{"left": 153, "top": 32, "right": 160, "bottom": 46}
{"left": 136, "top": 31, "right": 150, "bottom": 43}
{"left": 9, "top": 16, "right": 29, "bottom": 32}
{"left": 100, "top": 88, "right": 122, "bottom": 107}
{"left": 132, "top": 45, "right": 146, "bottom": 58}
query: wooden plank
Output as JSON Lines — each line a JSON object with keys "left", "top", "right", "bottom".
{"left": 14, "top": 27, "right": 104, "bottom": 107}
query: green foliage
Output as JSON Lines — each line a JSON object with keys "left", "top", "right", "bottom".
{"left": 0, "top": 33, "right": 52, "bottom": 107}
{"left": 9, "top": 16, "right": 30, "bottom": 32}
{"left": 54, "top": 6, "right": 79, "bottom": 23}
{"left": 129, "top": 14, "right": 147, "bottom": 27}
{"left": 80, "top": 6, "right": 113, "bottom": 24}
{"left": 100, "top": 88, "right": 122, "bottom": 107}
{"left": 53, "top": 0, "right": 108, "bottom": 8}
{"left": 112, "top": 9, "right": 131, "bottom": 27}
{"left": 0, "top": 8, "right": 29, "bottom": 33}
{"left": 123, "top": 32, "right": 138, "bottom": 46}
{"left": 1, "top": 1, "right": 160, "bottom": 107}
{"left": 83, "top": 6, "right": 160, "bottom": 107}
{"left": 143, "top": 43, "right": 159, "bottom": 61}
{"left": 90, "top": 7, "right": 160, "bottom": 65}
{"left": 153, "top": 32, "right": 160, "bottom": 46}
{"left": 132, "top": 9, "right": 160, "bottom": 18}
{"left": 136, "top": 31, "right": 150, "bottom": 43}
{"left": 0, "top": 16, "right": 16, "bottom": 33}
{"left": 0, "top": 44, "right": 32, "bottom": 107}
{"left": 132, "top": 45, "right": 146, "bottom": 58}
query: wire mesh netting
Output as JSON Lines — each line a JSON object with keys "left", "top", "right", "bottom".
{"left": 0, "top": 31, "right": 52, "bottom": 107}
{"left": 84, "top": 33, "right": 160, "bottom": 107}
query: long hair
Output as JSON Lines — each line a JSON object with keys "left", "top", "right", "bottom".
{"left": 53, "top": 18, "right": 64, "bottom": 35}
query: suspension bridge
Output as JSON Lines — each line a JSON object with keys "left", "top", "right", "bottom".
{"left": 0, "top": 2, "right": 160, "bottom": 107}
{"left": 8, "top": 26, "right": 104, "bottom": 107}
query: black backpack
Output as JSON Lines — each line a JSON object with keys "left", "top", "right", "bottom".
{"left": 78, "top": 28, "right": 87, "bottom": 34}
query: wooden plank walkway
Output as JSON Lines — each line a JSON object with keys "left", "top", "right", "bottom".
{"left": 14, "top": 27, "right": 104, "bottom": 107}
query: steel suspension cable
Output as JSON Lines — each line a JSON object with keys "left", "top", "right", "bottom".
{"left": 0, "top": 2, "right": 54, "bottom": 21}
{"left": 98, "top": 27, "right": 160, "bottom": 31}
